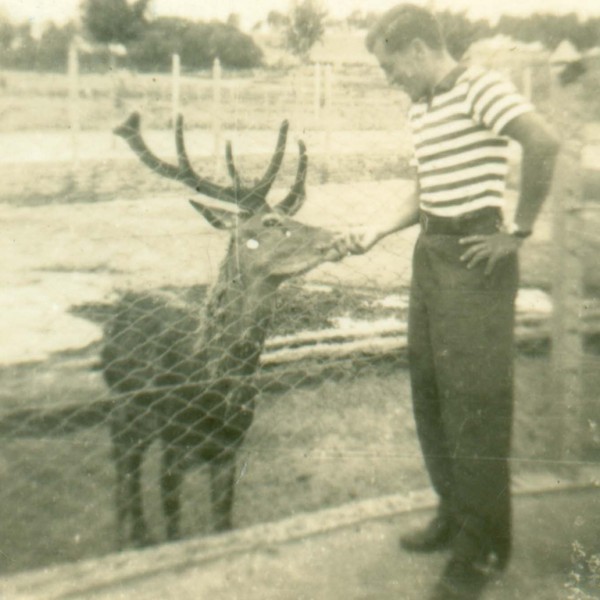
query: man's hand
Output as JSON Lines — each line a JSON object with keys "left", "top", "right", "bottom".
{"left": 330, "top": 226, "right": 383, "bottom": 259}
{"left": 459, "top": 233, "right": 523, "bottom": 276}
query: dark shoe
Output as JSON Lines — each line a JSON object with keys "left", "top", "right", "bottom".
{"left": 429, "top": 556, "right": 492, "bottom": 600}
{"left": 400, "top": 516, "right": 457, "bottom": 553}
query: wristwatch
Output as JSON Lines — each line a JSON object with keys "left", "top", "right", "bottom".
{"left": 506, "top": 223, "right": 532, "bottom": 239}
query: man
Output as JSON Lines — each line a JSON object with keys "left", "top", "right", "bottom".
{"left": 336, "top": 4, "right": 559, "bottom": 599}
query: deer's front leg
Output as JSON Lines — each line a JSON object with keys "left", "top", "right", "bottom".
{"left": 111, "top": 439, "right": 130, "bottom": 551}
{"left": 210, "top": 455, "right": 236, "bottom": 532}
{"left": 127, "top": 446, "right": 153, "bottom": 547}
{"left": 161, "top": 445, "right": 184, "bottom": 541}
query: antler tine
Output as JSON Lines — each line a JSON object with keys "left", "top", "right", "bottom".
{"left": 114, "top": 112, "right": 183, "bottom": 182}
{"left": 225, "top": 141, "right": 242, "bottom": 191}
{"left": 174, "top": 114, "right": 234, "bottom": 201}
{"left": 188, "top": 199, "right": 229, "bottom": 230}
{"left": 114, "top": 112, "right": 234, "bottom": 203}
{"left": 251, "top": 120, "right": 289, "bottom": 199}
{"left": 275, "top": 140, "right": 308, "bottom": 216}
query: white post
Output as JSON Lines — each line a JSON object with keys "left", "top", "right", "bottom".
{"left": 68, "top": 40, "right": 80, "bottom": 168}
{"left": 292, "top": 71, "right": 300, "bottom": 131}
{"left": 323, "top": 63, "right": 333, "bottom": 181}
{"left": 171, "top": 53, "right": 180, "bottom": 131}
{"left": 212, "top": 58, "right": 222, "bottom": 175}
{"left": 233, "top": 85, "right": 239, "bottom": 130}
{"left": 314, "top": 62, "right": 321, "bottom": 120}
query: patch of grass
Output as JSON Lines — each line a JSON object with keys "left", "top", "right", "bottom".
{"left": 0, "top": 152, "right": 412, "bottom": 207}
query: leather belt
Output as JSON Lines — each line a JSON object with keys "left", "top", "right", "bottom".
{"left": 419, "top": 207, "right": 502, "bottom": 236}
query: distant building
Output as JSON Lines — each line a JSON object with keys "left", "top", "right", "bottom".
{"left": 550, "top": 39, "right": 582, "bottom": 68}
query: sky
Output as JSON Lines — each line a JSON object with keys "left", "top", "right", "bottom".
{"left": 2, "top": 0, "right": 600, "bottom": 31}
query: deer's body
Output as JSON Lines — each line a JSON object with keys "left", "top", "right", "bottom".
{"left": 103, "top": 113, "right": 336, "bottom": 547}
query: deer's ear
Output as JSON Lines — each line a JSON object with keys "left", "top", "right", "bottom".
{"left": 188, "top": 200, "right": 239, "bottom": 230}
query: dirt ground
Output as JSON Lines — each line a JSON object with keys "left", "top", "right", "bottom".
{"left": 0, "top": 165, "right": 598, "bottom": 577}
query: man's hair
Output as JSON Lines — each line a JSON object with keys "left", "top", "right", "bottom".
{"left": 365, "top": 4, "right": 445, "bottom": 54}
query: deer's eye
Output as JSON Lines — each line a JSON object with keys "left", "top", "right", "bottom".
{"left": 262, "top": 214, "right": 282, "bottom": 228}
{"left": 246, "top": 239, "right": 260, "bottom": 250}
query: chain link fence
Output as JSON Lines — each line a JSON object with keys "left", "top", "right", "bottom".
{"left": 0, "top": 61, "right": 598, "bottom": 577}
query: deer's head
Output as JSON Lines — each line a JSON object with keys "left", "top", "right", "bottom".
{"left": 114, "top": 113, "right": 337, "bottom": 287}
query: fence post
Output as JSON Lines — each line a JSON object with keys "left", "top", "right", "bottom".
{"left": 551, "top": 140, "right": 584, "bottom": 467}
{"left": 314, "top": 62, "right": 321, "bottom": 120}
{"left": 323, "top": 63, "right": 333, "bottom": 182}
{"left": 171, "top": 53, "right": 180, "bottom": 132}
{"left": 68, "top": 40, "right": 80, "bottom": 169}
{"left": 212, "top": 58, "right": 222, "bottom": 175}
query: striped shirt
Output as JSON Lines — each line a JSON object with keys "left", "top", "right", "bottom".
{"left": 409, "top": 65, "right": 533, "bottom": 217}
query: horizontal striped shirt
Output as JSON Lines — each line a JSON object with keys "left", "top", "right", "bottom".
{"left": 409, "top": 65, "right": 533, "bottom": 217}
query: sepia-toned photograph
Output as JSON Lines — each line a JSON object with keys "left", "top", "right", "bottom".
{"left": 0, "top": 0, "right": 598, "bottom": 598}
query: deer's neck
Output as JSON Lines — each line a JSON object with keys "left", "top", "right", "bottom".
{"left": 194, "top": 249, "right": 276, "bottom": 379}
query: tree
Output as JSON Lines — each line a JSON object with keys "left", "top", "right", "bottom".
{"left": 495, "top": 12, "right": 599, "bottom": 51}
{"left": 0, "top": 13, "right": 14, "bottom": 52}
{"left": 82, "top": 0, "right": 149, "bottom": 46}
{"left": 226, "top": 13, "right": 240, "bottom": 30}
{"left": 285, "top": 0, "right": 327, "bottom": 60}
{"left": 127, "top": 18, "right": 262, "bottom": 71}
{"left": 267, "top": 10, "right": 289, "bottom": 30}
{"left": 436, "top": 11, "right": 492, "bottom": 60}
{"left": 36, "top": 22, "right": 77, "bottom": 71}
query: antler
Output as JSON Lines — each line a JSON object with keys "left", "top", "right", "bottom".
{"left": 275, "top": 140, "right": 307, "bottom": 216}
{"left": 114, "top": 112, "right": 308, "bottom": 217}
{"left": 114, "top": 112, "right": 233, "bottom": 203}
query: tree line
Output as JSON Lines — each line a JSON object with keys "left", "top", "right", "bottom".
{"left": 0, "top": 0, "right": 598, "bottom": 73}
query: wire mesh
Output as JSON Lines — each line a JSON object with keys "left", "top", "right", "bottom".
{"left": 0, "top": 61, "right": 598, "bottom": 579}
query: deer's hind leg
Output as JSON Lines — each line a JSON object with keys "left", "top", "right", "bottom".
{"left": 111, "top": 430, "right": 153, "bottom": 549}
{"left": 161, "top": 444, "right": 184, "bottom": 541}
{"left": 210, "top": 455, "right": 236, "bottom": 532}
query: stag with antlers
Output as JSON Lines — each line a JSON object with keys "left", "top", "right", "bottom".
{"left": 102, "top": 113, "right": 338, "bottom": 548}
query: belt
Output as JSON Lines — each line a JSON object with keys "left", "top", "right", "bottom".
{"left": 419, "top": 207, "right": 502, "bottom": 236}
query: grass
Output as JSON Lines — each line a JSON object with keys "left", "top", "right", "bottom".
{"left": 2, "top": 351, "right": 595, "bottom": 575}
{"left": 0, "top": 66, "right": 407, "bottom": 133}
{"left": 0, "top": 152, "right": 413, "bottom": 207}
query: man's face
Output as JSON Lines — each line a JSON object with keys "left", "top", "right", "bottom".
{"left": 372, "top": 38, "right": 430, "bottom": 102}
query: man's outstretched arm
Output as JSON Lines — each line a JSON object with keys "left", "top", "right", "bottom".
{"left": 332, "top": 182, "right": 420, "bottom": 257}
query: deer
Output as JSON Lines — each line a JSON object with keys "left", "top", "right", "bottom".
{"left": 102, "top": 112, "right": 339, "bottom": 549}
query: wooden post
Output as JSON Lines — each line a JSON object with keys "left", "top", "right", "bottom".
{"left": 292, "top": 71, "right": 300, "bottom": 131}
{"left": 68, "top": 40, "right": 80, "bottom": 169}
{"left": 212, "top": 58, "right": 222, "bottom": 175}
{"left": 171, "top": 53, "right": 180, "bottom": 132}
{"left": 323, "top": 63, "right": 333, "bottom": 182}
{"left": 551, "top": 140, "right": 585, "bottom": 467}
{"left": 314, "top": 62, "right": 321, "bottom": 120}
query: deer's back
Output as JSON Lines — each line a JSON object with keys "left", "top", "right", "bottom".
{"left": 101, "top": 291, "right": 204, "bottom": 394}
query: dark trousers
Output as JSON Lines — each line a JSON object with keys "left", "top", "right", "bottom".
{"left": 408, "top": 210, "right": 518, "bottom": 567}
